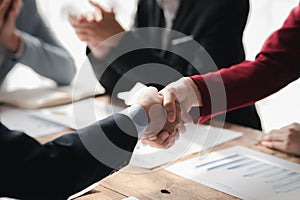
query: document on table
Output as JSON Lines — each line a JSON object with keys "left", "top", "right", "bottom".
{"left": 31, "top": 98, "right": 124, "bottom": 129}
{"left": 166, "top": 146, "right": 300, "bottom": 200}
{"left": 0, "top": 106, "right": 67, "bottom": 137}
{"left": 130, "top": 124, "right": 243, "bottom": 169}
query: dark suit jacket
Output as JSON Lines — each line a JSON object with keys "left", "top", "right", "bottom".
{"left": 191, "top": 6, "right": 300, "bottom": 123}
{"left": 0, "top": 113, "right": 137, "bottom": 200}
{"left": 88, "top": 0, "right": 262, "bottom": 129}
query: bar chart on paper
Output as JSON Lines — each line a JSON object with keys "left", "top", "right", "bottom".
{"left": 166, "top": 146, "right": 300, "bottom": 200}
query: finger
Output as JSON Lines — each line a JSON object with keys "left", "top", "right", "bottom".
{"left": 84, "top": 12, "right": 95, "bottom": 22}
{"left": 256, "top": 133, "right": 265, "bottom": 143}
{"left": 0, "top": 0, "right": 11, "bottom": 18}
{"left": 78, "top": 14, "right": 89, "bottom": 23}
{"left": 160, "top": 89, "right": 177, "bottom": 123}
{"left": 5, "top": 6, "right": 16, "bottom": 22}
{"left": 262, "top": 133, "right": 285, "bottom": 142}
{"left": 68, "top": 14, "right": 79, "bottom": 24}
{"left": 89, "top": 0, "right": 110, "bottom": 17}
{"left": 261, "top": 141, "right": 286, "bottom": 152}
{"left": 142, "top": 134, "right": 157, "bottom": 141}
{"left": 141, "top": 132, "right": 169, "bottom": 149}
{"left": 93, "top": 11, "right": 102, "bottom": 22}
{"left": 161, "top": 133, "right": 176, "bottom": 149}
{"left": 157, "top": 131, "right": 170, "bottom": 144}
{"left": 175, "top": 102, "right": 182, "bottom": 121}
{"left": 13, "top": 0, "right": 22, "bottom": 15}
{"left": 178, "top": 123, "right": 186, "bottom": 134}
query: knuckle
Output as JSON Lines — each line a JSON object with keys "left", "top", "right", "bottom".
{"left": 286, "top": 131, "right": 296, "bottom": 140}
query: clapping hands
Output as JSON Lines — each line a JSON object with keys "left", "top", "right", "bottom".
{"left": 69, "top": 0, "right": 124, "bottom": 55}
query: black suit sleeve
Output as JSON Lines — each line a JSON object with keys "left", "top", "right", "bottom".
{"left": 0, "top": 113, "right": 138, "bottom": 200}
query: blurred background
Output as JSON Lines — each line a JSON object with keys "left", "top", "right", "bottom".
{"left": 5, "top": 0, "right": 300, "bottom": 132}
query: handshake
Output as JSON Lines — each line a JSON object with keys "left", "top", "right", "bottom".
{"left": 135, "top": 77, "right": 202, "bottom": 149}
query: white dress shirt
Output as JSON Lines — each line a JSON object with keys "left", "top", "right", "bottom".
{"left": 121, "top": 104, "right": 149, "bottom": 138}
{"left": 156, "top": 0, "right": 181, "bottom": 29}
{"left": 156, "top": 0, "right": 181, "bottom": 50}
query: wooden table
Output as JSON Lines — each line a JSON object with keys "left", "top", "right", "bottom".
{"left": 37, "top": 109, "right": 300, "bottom": 200}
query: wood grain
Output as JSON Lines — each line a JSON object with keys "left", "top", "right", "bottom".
{"left": 35, "top": 97, "right": 300, "bottom": 199}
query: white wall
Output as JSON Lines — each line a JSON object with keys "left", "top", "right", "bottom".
{"left": 244, "top": 0, "right": 300, "bottom": 132}
{"left": 7, "top": 0, "right": 300, "bottom": 132}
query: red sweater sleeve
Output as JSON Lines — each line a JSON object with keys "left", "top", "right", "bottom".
{"left": 191, "top": 6, "right": 300, "bottom": 123}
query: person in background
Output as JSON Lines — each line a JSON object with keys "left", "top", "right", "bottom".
{"left": 0, "top": 0, "right": 76, "bottom": 86}
{"left": 0, "top": 87, "right": 182, "bottom": 199}
{"left": 70, "top": 0, "right": 263, "bottom": 130}
{"left": 149, "top": 5, "right": 300, "bottom": 155}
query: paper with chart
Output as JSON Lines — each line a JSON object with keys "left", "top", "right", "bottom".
{"left": 130, "top": 124, "right": 243, "bottom": 169}
{"left": 166, "top": 146, "right": 300, "bottom": 200}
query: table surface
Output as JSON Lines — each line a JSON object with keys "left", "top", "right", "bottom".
{"left": 37, "top": 100, "right": 300, "bottom": 200}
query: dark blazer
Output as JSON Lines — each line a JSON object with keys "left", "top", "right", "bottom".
{"left": 89, "top": 0, "right": 262, "bottom": 129}
{"left": 191, "top": 5, "right": 300, "bottom": 123}
{"left": 0, "top": 113, "right": 138, "bottom": 200}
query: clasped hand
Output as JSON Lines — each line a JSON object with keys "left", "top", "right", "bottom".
{"left": 137, "top": 78, "right": 202, "bottom": 149}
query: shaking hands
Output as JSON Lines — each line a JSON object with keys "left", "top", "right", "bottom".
{"left": 136, "top": 78, "right": 202, "bottom": 149}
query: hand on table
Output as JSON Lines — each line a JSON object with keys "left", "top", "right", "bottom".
{"left": 69, "top": 0, "right": 124, "bottom": 53}
{"left": 0, "top": 0, "right": 23, "bottom": 53}
{"left": 258, "top": 123, "right": 300, "bottom": 156}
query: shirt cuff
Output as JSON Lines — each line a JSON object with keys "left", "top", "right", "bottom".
{"left": 13, "top": 34, "right": 25, "bottom": 59}
{"left": 120, "top": 104, "right": 148, "bottom": 138}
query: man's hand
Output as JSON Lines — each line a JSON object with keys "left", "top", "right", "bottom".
{"left": 69, "top": 0, "right": 124, "bottom": 51}
{"left": 141, "top": 102, "right": 184, "bottom": 149}
{"left": 258, "top": 123, "right": 300, "bottom": 156}
{"left": 0, "top": 0, "right": 22, "bottom": 53}
{"left": 159, "top": 77, "right": 202, "bottom": 123}
{"left": 139, "top": 78, "right": 202, "bottom": 149}
{"left": 136, "top": 87, "right": 183, "bottom": 146}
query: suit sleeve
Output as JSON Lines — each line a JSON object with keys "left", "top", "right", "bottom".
{"left": 16, "top": 0, "right": 76, "bottom": 86}
{"left": 191, "top": 6, "right": 300, "bottom": 122}
{"left": 0, "top": 113, "right": 138, "bottom": 200}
